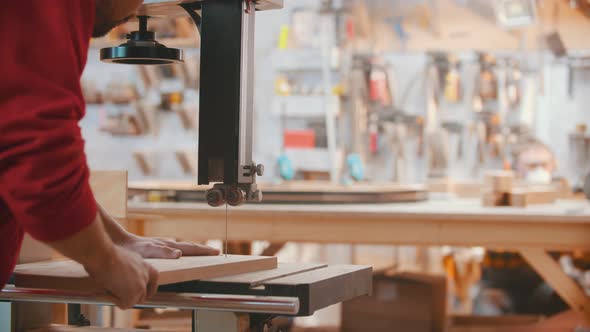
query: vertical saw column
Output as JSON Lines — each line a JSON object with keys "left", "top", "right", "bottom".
{"left": 198, "top": 0, "right": 263, "bottom": 207}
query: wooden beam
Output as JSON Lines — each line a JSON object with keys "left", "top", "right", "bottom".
{"left": 519, "top": 247, "right": 590, "bottom": 324}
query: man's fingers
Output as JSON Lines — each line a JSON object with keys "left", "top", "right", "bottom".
{"left": 160, "top": 240, "right": 220, "bottom": 256}
{"left": 143, "top": 243, "right": 182, "bottom": 259}
{"left": 104, "top": 290, "right": 130, "bottom": 310}
{"left": 145, "top": 264, "right": 159, "bottom": 299}
{"left": 134, "top": 287, "right": 147, "bottom": 307}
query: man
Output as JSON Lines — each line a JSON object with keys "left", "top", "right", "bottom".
{"left": 512, "top": 138, "right": 556, "bottom": 184}
{"left": 0, "top": 1, "right": 219, "bottom": 309}
{"left": 475, "top": 138, "right": 569, "bottom": 315}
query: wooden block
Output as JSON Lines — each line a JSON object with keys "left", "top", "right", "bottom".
{"left": 482, "top": 191, "right": 509, "bottom": 207}
{"left": 14, "top": 255, "right": 277, "bottom": 292}
{"left": 89, "top": 171, "right": 128, "bottom": 219}
{"left": 508, "top": 189, "right": 557, "bottom": 207}
{"left": 427, "top": 178, "right": 454, "bottom": 193}
{"left": 484, "top": 171, "right": 514, "bottom": 193}
{"left": 453, "top": 181, "right": 484, "bottom": 198}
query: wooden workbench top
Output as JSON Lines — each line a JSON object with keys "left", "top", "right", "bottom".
{"left": 129, "top": 198, "right": 590, "bottom": 224}
{"left": 129, "top": 180, "right": 426, "bottom": 193}
{"left": 126, "top": 198, "right": 590, "bottom": 251}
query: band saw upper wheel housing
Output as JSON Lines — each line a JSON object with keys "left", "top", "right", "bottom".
{"left": 100, "top": 16, "right": 183, "bottom": 65}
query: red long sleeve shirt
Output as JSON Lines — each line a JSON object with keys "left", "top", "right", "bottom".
{"left": 0, "top": 1, "right": 97, "bottom": 288}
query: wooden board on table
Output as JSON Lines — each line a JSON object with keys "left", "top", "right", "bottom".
{"left": 89, "top": 171, "right": 128, "bottom": 219}
{"left": 128, "top": 180, "right": 428, "bottom": 204}
{"left": 485, "top": 170, "right": 514, "bottom": 193}
{"left": 508, "top": 188, "right": 557, "bottom": 207}
{"left": 14, "top": 255, "right": 277, "bottom": 292}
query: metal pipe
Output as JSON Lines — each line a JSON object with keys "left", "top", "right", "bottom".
{"left": 0, "top": 286, "right": 299, "bottom": 315}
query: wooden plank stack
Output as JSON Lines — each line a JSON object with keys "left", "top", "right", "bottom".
{"left": 482, "top": 171, "right": 557, "bottom": 208}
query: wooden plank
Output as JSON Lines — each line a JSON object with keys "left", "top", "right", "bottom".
{"left": 485, "top": 171, "right": 514, "bottom": 193}
{"left": 14, "top": 255, "right": 277, "bottom": 292}
{"left": 89, "top": 171, "right": 128, "bottom": 219}
{"left": 519, "top": 248, "right": 590, "bottom": 324}
{"left": 508, "top": 189, "right": 557, "bottom": 207}
{"left": 482, "top": 191, "right": 509, "bottom": 207}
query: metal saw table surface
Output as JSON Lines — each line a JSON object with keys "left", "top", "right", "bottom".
{"left": 2, "top": 263, "right": 371, "bottom": 317}
{"left": 160, "top": 262, "right": 371, "bottom": 316}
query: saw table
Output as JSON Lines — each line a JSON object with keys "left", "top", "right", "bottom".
{"left": 0, "top": 263, "right": 371, "bottom": 331}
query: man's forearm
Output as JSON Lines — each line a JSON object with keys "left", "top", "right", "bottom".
{"left": 45, "top": 213, "right": 117, "bottom": 274}
{"left": 98, "top": 203, "right": 131, "bottom": 244}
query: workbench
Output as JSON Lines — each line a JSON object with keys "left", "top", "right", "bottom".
{"left": 126, "top": 198, "right": 590, "bottom": 324}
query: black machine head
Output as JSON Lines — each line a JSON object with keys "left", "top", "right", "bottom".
{"left": 100, "top": 16, "right": 183, "bottom": 65}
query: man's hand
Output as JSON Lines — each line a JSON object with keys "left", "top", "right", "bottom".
{"left": 98, "top": 204, "right": 220, "bottom": 258}
{"left": 46, "top": 214, "right": 158, "bottom": 309}
{"left": 86, "top": 245, "right": 158, "bottom": 309}
{"left": 117, "top": 235, "right": 220, "bottom": 259}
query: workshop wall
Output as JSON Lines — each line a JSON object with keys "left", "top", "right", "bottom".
{"left": 79, "top": 2, "right": 590, "bottom": 184}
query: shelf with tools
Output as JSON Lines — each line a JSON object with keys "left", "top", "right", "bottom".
{"left": 270, "top": 7, "right": 352, "bottom": 183}
{"left": 272, "top": 49, "right": 341, "bottom": 72}
{"left": 272, "top": 50, "right": 345, "bottom": 181}
{"left": 272, "top": 95, "right": 341, "bottom": 118}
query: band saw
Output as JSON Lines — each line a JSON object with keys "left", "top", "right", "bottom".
{"left": 0, "top": 1, "right": 373, "bottom": 331}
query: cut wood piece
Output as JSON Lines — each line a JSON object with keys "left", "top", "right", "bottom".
{"left": 485, "top": 170, "right": 514, "bottom": 193}
{"left": 427, "top": 178, "right": 455, "bottom": 193}
{"left": 453, "top": 181, "right": 483, "bottom": 198}
{"left": 482, "top": 191, "right": 509, "bottom": 207}
{"left": 508, "top": 189, "right": 557, "bottom": 207}
{"left": 14, "top": 255, "right": 277, "bottom": 292}
{"left": 89, "top": 171, "right": 128, "bottom": 219}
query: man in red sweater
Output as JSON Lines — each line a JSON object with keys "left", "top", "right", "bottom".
{"left": 0, "top": 1, "right": 218, "bottom": 309}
